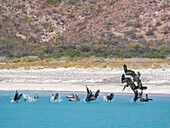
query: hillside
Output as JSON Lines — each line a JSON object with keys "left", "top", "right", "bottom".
{"left": 0, "top": 0, "right": 170, "bottom": 59}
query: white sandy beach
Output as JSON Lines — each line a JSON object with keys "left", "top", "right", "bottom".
{"left": 0, "top": 67, "right": 170, "bottom": 94}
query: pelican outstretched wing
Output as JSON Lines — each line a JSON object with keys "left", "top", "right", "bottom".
{"left": 85, "top": 86, "right": 91, "bottom": 94}
{"left": 17, "top": 94, "right": 23, "bottom": 101}
{"left": 122, "top": 84, "right": 128, "bottom": 91}
{"left": 14, "top": 91, "right": 19, "bottom": 101}
{"left": 95, "top": 90, "right": 100, "bottom": 98}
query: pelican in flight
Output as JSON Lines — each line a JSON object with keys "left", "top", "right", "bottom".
{"left": 121, "top": 74, "right": 143, "bottom": 102}
{"left": 121, "top": 74, "right": 138, "bottom": 92}
{"left": 123, "top": 64, "right": 147, "bottom": 90}
{"left": 85, "top": 86, "right": 100, "bottom": 102}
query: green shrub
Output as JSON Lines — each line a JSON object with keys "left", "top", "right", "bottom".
{"left": 78, "top": 25, "right": 86, "bottom": 31}
{"left": 124, "top": 21, "right": 133, "bottom": 27}
{"left": 46, "top": 0, "right": 61, "bottom": 6}
{"left": 156, "top": 22, "right": 162, "bottom": 26}
{"left": 145, "top": 30, "right": 154, "bottom": 36}
{"left": 133, "top": 23, "right": 142, "bottom": 28}
{"left": 68, "top": 0, "right": 78, "bottom": 4}
{"left": 42, "top": 22, "right": 54, "bottom": 32}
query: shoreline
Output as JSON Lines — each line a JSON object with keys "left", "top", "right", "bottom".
{"left": 1, "top": 90, "right": 170, "bottom": 97}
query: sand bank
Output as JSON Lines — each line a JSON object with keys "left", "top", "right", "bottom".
{"left": 0, "top": 67, "right": 170, "bottom": 94}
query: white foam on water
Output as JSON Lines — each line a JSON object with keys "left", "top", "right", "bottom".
{"left": 10, "top": 99, "right": 15, "bottom": 103}
{"left": 103, "top": 96, "right": 107, "bottom": 101}
{"left": 23, "top": 93, "right": 35, "bottom": 102}
{"left": 10, "top": 99, "right": 21, "bottom": 103}
{"left": 103, "top": 96, "right": 113, "bottom": 102}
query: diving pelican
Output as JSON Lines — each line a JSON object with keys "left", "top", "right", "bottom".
{"left": 13, "top": 90, "right": 22, "bottom": 102}
{"left": 85, "top": 86, "right": 100, "bottom": 102}
{"left": 51, "top": 93, "right": 59, "bottom": 101}
{"left": 105, "top": 93, "right": 114, "bottom": 101}
{"left": 123, "top": 64, "right": 147, "bottom": 90}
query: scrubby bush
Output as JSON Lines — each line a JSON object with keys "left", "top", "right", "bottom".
{"left": 145, "top": 30, "right": 154, "bottom": 36}
{"left": 46, "top": 0, "right": 61, "bottom": 6}
{"left": 124, "top": 21, "right": 133, "bottom": 27}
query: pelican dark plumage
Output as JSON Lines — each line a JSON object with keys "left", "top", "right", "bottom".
{"left": 13, "top": 90, "right": 22, "bottom": 102}
{"left": 69, "top": 94, "right": 80, "bottom": 101}
{"left": 51, "top": 93, "right": 59, "bottom": 101}
{"left": 106, "top": 93, "right": 114, "bottom": 101}
{"left": 85, "top": 86, "right": 100, "bottom": 102}
{"left": 133, "top": 90, "right": 139, "bottom": 102}
{"left": 121, "top": 74, "right": 138, "bottom": 92}
{"left": 54, "top": 93, "right": 59, "bottom": 100}
{"left": 123, "top": 64, "right": 147, "bottom": 90}
{"left": 34, "top": 92, "right": 39, "bottom": 99}
{"left": 140, "top": 94, "right": 153, "bottom": 102}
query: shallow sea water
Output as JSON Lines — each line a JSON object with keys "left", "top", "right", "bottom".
{"left": 0, "top": 91, "right": 170, "bottom": 128}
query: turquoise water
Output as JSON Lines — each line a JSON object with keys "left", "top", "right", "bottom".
{"left": 0, "top": 91, "right": 170, "bottom": 128}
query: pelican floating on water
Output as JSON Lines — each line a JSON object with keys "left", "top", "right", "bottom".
{"left": 69, "top": 94, "right": 80, "bottom": 101}
{"left": 85, "top": 86, "right": 100, "bottom": 102}
{"left": 66, "top": 92, "right": 75, "bottom": 98}
{"left": 140, "top": 94, "right": 153, "bottom": 102}
{"left": 34, "top": 92, "right": 39, "bottom": 99}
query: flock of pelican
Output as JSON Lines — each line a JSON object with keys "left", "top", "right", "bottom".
{"left": 12, "top": 64, "right": 152, "bottom": 103}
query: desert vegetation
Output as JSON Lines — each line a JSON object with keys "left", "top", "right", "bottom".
{"left": 0, "top": 58, "right": 169, "bottom": 70}
{"left": 0, "top": 0, "right": 169, "bottom": 60}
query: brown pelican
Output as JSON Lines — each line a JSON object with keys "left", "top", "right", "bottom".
{"left": 133, "top": 90, "right": 144, "bottom": 102}
{"left": 140, "top": 94, "right": 153, "bottom": 102}
{"left": 121, "top": 74, "right": 143, "bottom": 102}
{"left": 121, "top": 74, "right": 138, "bottom": 92}
{"left": 51, "top": 93, "right": 59, "bottom": 101}
{"left": 123, "top": 64, "right": 147, "bottom": 90}
{"left": 105, "top": 93, "right": 114, "bottom": 101}
{"left": 13, "top": 90, "right": 22, "bottom": 102}
{"left": 66, "top": 92, "right": 75, "bottom": 98}
{"left": 34, "top": 92, "right": 39, "bottom": 99}
{"left": 133, "top": 90, "right": 139, "bottom": 102}
{"left": 85, "top": 86, "right": 100, "bottom": 102}
{"left": 69, "top": 94, "right": 80, "bottom": 101}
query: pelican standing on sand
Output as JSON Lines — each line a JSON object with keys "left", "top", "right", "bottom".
{"left": 85, "top": 86, "right": 100, "bottom": 102}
